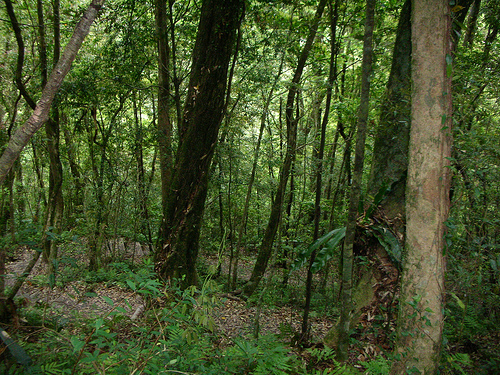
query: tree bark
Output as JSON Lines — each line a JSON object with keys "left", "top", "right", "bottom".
{"left": 336, "top": 0, "right": 375, "bottom": 362}
{"left": 0, "top": 0, "right": 106, "bottom": 185}
{"left": 367, "top": 0, "right": 411, "bottom": 221}
{"left": 155, "top": 0, "right": 244, "bottom": 287}
{"left": 391, "top": 0, "right": 453, "bottom": 372}
{"left": 243, "top": 0, "right": 327, "bottom": 297}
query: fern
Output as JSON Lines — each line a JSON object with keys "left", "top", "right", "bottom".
{"left": 361, "top": 355, "right": 390, "bottom": 374}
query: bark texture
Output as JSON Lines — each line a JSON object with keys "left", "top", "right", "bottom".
{"left": 391, "top": 0, "right": 453, "bottom": 372}
{"left": 367, "top": 0, "right": 411, "bottom": 220}
{"left": 155, "top": 0, "right": 244, "bottom": 287}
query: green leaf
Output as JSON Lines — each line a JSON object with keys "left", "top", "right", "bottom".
{"left": 365, "top": 182, "right": 391, "bottom": 219}
{"left": 292, "top": 227, "right": 346, "bottom": 271}
{"left": 451, "top": 292, "right": 466, "bottom": 310}
{"left": 446, "top": 54, "right": 453, "bottom": 77}
{"left": 102, "top": 296, "right": 114, "bottom": 306}
{"left": 126, "top": 280, "right": 136, "bottom": 291}
{"left": 0, "top": 326, "right": 33, "bottom": 366}
{"left": 70, "top": 336, "right": 85, "bottom": 353}
{"left": 371, "top": 226, "right": 402, "bottom": 269}
{"left": 95, "top": 318, "right": 104, "bottom": 329}
{"left": 311, "top": 227, "right": 346, "bottom": 273}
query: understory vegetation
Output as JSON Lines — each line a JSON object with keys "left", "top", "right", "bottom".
{"left": 1, "top": 235, "right": 499, "bottom": 374}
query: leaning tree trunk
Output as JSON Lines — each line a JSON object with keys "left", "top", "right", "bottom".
{"left": 391, "top": 0, "right": 453, "bottom": 372}
{"left": 243, "top": 0, "right": 327, "bottom": 297}
{"left": 0, "top": 0, "right": 106, "bottom": 185}
{"left": 155, "top": 0, "right": 244, "bottom": 287}
{"left": 336, "top": 0, "right": 375, "bottom": 362}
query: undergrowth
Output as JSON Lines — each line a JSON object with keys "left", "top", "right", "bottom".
{"left": 1, "top": 256, "right": 496, "bottom": 374}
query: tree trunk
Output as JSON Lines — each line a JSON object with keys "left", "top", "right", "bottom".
{"left": 0, "top": 0, "right": 106, "bottom": 185}
{"left": 367, "top": 0, "right": 411, "bottom": 222}
{"left": 391, "top": 0, "right": 453, "bottom": 372}
{"left": 155, "top": 0, "right": 173, "bottom": 230}
{"left": 42, "top": 0, "right": 64, "bottom": 281}
{"left": 243, "top": 0, "right": 327, "bottom": 297}
{"left": 155, "top": 0, "right": 244, "bottom": 287}
{"left": 336, "top": 0, "right": 375, "bottom": 362}
{"left": 301, "top": 0, "right": 340, "bottom": 341}
{"left": 230, "top": 52, "right": 285, "bottom": 289}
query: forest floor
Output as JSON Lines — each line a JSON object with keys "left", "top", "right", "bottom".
{"left": 6, "top": 242, "right": 497, "bottom": 373}
{"left": 5, "top": 241, "right": 335, "bottom": 345}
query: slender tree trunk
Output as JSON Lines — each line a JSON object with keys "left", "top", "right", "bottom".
{"left": 301, "top": 0, "right": 339, "bottom": 340}
{"left": 0, "top": 0, "right": 106, "bottom": 185}
{"left": 391, "top": 0, "right": 453, "bottom": 372}
{"left": 155, "top": 0, "right": 172, "bottom": 237}
{"left": 63, "top": 123, "right": 84, "bottom": 225}
{"left": 337, "top": 0, "right": 375, "bottom": 361}
{"left": 243, "top": 0, "right": 327, "bottom": 297}
{"left": 42, "top": 0, "right": 64, "bottom": 280}
{"left": 230, "top": 53, "right": 284, "bottom": 289}
{"left": 155, "top": 0, "right": 244, "bottom": 287}
{"left": 133, "top": 92, "right": 152, "bottom": 249}
{"left": 463, "top": 0, "right": 481, "bottom": 48}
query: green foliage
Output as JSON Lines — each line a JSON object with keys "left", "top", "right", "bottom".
{"left": 361, "top": 355, "right": 390, "bottom": 375}
{"left": 441, "top": 352, "right": 472, "bottom": 375}
{"left": 293, "top": 224, "right": 402, "bottom": 273}
{"left": 368, "top": 226, "right": 402, "bottom": 269}
{"left": 305, "top": 346, "right": 360, "bottom": 374}
{"left": 293, "top": 227, "right": 346, "bottom": 272}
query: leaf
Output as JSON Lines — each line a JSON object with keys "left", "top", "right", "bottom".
{"left": 311, "top": 227, "right": 346, "bottom": 273}
{"left": 0, "top": 326, "right": 33, "bottom": 366}
{"left": 292, "top": 227, "right": 346, "bottom": 271}
{"left": 70, "top": 336, "right": 85, "bottom": 353}
{"left": 446, "top": 54, "right": 453, "bottom": 77}
{"left": 451, "top": 292, "right": 466, "bottom": 310}
{"left": 95, "top": 318, "right": 104, "bottom": 329}
{"left": 126, "top": 280, "right": 136, "bottom": 291}
{"left": 102, "top": 296, "right": 114, "bottom": 306}
{"left": 365, "top": 182, "right": 391, "bottom": 219}
{"left": 371, "top": 226, "right": 402, "bottom": 269}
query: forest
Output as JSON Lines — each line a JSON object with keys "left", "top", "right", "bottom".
{"left": 0, "top": 0, "right": 499, "bottom": 373}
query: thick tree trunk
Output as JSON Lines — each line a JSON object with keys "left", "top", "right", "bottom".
{"left": 155, "top": 0, "right": 244, "bottom": 287}
{"left": 243, "top": 0, "right": 327, "bottom": 297}
{"left": 336, "top": 0, "right": 375, "bottom": 362}
{"left": 391, "top": 0, "right": 453, "bottom": 372}
{"left": 0, "top": 0, "right": 106, "bottom": 185}
{"left": 367, "top": 0, "right": 411, "bottom": 221}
